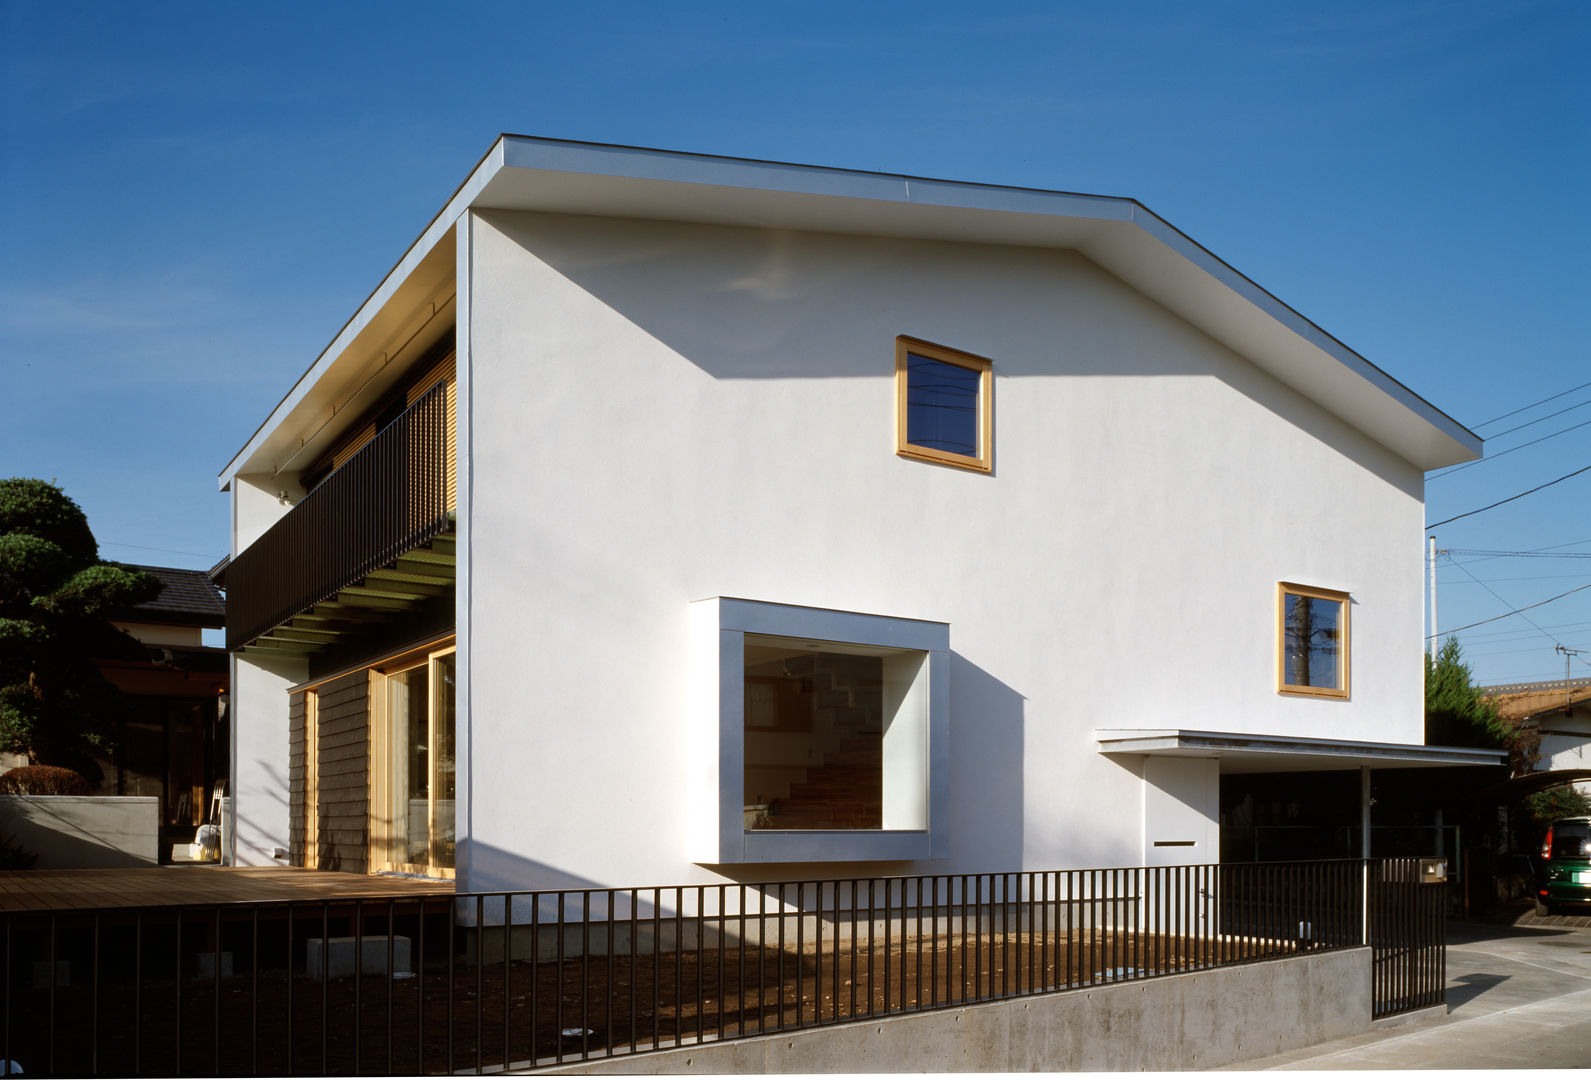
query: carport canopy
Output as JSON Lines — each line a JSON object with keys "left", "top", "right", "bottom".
{"left": 1094, "top": 728, "right": 1507, "bottom": 773}
{"left": 1096, "top": 728, "right": 1508, "bottom": 859}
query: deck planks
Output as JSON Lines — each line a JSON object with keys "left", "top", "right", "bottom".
{"left": 0, "top": 866, "right": 453, "bottom": 912}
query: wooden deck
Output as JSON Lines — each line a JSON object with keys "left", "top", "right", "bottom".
{"left": 0, "top": 866, "right": 454, "bottom": 912}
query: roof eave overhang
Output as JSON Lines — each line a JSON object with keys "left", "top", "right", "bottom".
{"left": 220, "top": 135, "right": 1480, "bottom": 489}
{"left": 1095, "top": 727, "right": 1508, "bottom": 774}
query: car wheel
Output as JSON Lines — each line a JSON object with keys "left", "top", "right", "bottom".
{"left": 1535, "top": 896, "right": 1556, "bottom": 918}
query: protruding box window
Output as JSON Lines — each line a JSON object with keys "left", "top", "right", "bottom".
{"left": 1278, "top": 583, "right": 1350, "bottom": 699}
{"left": 895, "top": 336, "right": 993, "bottom": 472}
{"left": 691, "top": 598, "right": 949, "bottom": 863}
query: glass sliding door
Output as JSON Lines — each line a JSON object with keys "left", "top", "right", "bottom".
{"left": 377, "top": 644, "right": 456, "bottom": 876}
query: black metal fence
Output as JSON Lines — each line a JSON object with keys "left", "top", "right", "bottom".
{"left": 0, "top": 858, "right": 1443, "bottom": 1075}
{"left": 226, "top": 378, "right": 453, "bottom": 651}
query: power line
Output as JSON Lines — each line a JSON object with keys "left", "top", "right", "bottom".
{"left": 1447, "top": 538, "right": 1591, "bottom": 565}
{"left": 1428, "top": 580, "right": 1591, "bottom": 637}
{"left": 1473, "top": 378, "right": 1591, "bottom": 430}
{"left": 1437, "top": 572, "right": 1591, "bottom": 584}
{"left": 1428, "top": 415, "right": 1591, "bottom": 480}
{"left": 101, "top": 540, "right": 226, "bottom": 560}
{"left": 1481, "top": 396, "right": 1591, "bottom": 441}
{"left": 1446, "top": 556, "right": 1564, "bottom": 651}
{"left": 1426, "top": 462, "right": 1591, "bottom": 529}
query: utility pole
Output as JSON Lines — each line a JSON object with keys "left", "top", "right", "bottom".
{"left": 1556, "top": 645, "right": 1585, "bottom": 711}
{"left": 1428, "top": 535, "right": 1439, "bottom": 655}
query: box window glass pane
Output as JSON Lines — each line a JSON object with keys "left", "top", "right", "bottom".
{"left": 744, "top": 639, "right": 884, "bottom": 831}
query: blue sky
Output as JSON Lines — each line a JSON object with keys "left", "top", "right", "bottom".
{"left": 2, "top": 0, "right": 1587, "bottom": 687}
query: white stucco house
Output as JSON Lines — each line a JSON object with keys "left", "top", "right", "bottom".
{"left": 217, "top": 135, "right": 1504, "bottom": 891}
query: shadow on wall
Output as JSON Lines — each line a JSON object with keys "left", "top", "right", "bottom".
{"left": 483, "top": 211, "right": 1419, "bottom": 499}
{"left": 463, "top": 652, "right": 1026, "bottom": 896}
{"left": 232, "top": 757, "right": 290, "bottom": 864}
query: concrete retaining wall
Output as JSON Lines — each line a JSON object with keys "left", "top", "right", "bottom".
{"left": 0, "top": 795, "right": 160, "bottom": 868}
{"left": 539, "top": 946, "right": 1372, "bottom": 1073}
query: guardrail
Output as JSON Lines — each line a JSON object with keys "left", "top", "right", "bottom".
{"left": 0, "top": 858, "right": 1442, "bottom": 1074}
{"left": 225, "top": 378, "right": 452, "bottom": 651}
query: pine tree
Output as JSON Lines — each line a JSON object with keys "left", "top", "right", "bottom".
{"left": 0, "top": 478, "right": 161, "bottom": 776}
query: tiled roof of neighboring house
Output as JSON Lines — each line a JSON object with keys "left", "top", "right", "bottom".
{"left": 115, "top": 564, "right": 227, "bottom": 628}
{"left": 1487, "top": 681, "right": 1591, "bottom": 723}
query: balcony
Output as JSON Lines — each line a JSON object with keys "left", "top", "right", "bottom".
{"left": 227, "top": 379, "right": 454, "bottom": 654}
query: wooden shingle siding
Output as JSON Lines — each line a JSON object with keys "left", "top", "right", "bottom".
{"left": 288, "top": 692, "right": 306, "bottom": 866}
{"left": 314, "top": 669, "right": 369, "bottom": 873}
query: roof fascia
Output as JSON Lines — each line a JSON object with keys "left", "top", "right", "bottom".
{"left": 217, "top": 138, "right": 506, "bottom": 489}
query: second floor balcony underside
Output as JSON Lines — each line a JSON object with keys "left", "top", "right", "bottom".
{"left": 227, "top": 379, "right": 455, "bottom": 656}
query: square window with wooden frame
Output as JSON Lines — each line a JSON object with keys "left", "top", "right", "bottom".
{"left": 1278, "top": 583, "right": 1350, "bottom": 698}
{"left": 895, "top": 336, "right": 993, "bottom": 472}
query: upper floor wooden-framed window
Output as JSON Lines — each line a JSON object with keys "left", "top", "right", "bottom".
{"left": 895, "top": 336, "right": 993, "bottom": 473}
{"left": 1278, "top": 583, "right": 1350, "bottom": 699}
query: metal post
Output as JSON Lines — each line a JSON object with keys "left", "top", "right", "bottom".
{"left": 1427, "top": 535, "right": 1438, "bottom": 654}
{"left": 1361, "top": 765, "right": 1372, "bottom": 945}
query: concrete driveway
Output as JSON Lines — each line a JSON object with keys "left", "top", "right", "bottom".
{"left": 1215, "top": 917, "right": 1591, "bottom": 1070}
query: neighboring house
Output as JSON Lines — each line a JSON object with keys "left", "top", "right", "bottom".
{"left": 218, "top": 136, "right": 1503, "bottom": 890}
{"left": 94, "top": 564, "right": 229, "bottom": 861}
{"left": 1488, "top": 679, "right": 1591, "bottom": 797}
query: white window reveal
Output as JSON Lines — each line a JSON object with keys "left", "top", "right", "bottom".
{"left": 689, "top": 597, "right": 949, "bottom": 863}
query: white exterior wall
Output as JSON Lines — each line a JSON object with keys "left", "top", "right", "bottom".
{"left": 459, "top": 210, "right": 1427, "bottom": 892}
{"left": 229, "top": 652, "right": 305, "bottom": 865}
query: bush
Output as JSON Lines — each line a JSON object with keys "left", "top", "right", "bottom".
{"left": 0, "top": 764, "right": 94, "bottom": 795}
{"left": 1525, "top": 783, "right": 1591, "bottom": 824}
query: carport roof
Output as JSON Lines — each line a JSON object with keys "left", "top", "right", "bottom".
{"left": 1095, "top": 728, "right": 1507, "bottom": 774}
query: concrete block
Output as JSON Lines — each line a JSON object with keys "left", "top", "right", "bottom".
{"left": 306, "top": 935, "right": 411, "bottom": 979}
{"left": 31, "top": 959, "right": 70, "bottom": 989}
{"left": 197, "top": 951, "right": 234, "bottom": 978}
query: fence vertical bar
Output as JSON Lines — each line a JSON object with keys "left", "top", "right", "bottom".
{"left": 915, "top": 877, "right": 924, "bottom": 1010}
{"left": 653, "top": 888, "right": 664, "bottom": 1053}
{"left": 652, "top": 888, "right": 663, "bottom": 1053}
{"left": 716, "top": 884, "right": 726, "bottom": 1040}
{"left": 695, "top": 885, "right": 704, "bottom": 1044}
{"left": 555, "top": 892, "right": 564, "bottom": 1065}
{"left": 2, "top": 917, "right": 9, "bottom": 1078}
{"left": 320, "top": 904, "right": 329, "bottom": 1077}
{"left": 283, "top": 906, "right": 291, "bottom": 1077}
{"left": 750, "top": 884, "right": 763, "bottom": 1037}
{"left": 580, "top": 891, "right": 590, "bottom": 1062}
{"left": 418, "top": 897, "right": 429, "bottom": 1073}
{"left": 171, "top": 911, "right": 180, "bottom": 1079}
{"left": 390, "top": 899, "right": 398, "bottom": 1076}
{"left": 883, "top": 878, "right": 892, "bottom": 1016}
{"left": 777, "top": 883, "right": 786, "bottom": 1032}
{"left": 212, "top": 907, "right": 221, "bottom": 1075}
{"left": 847, "top": 880, "right": 857, "bottom": 1020}
{"left": 832, "top": 881, "right": 841, "bottom": 1023}
{"left": 628, "top": 889, "right": 638, "bottom": 1055}
{"left": 864, "top": 879, "right": 874, "bottom": 1018}
{"left": 355, "top": 899, "right": 364, "bottom": 1075}
{"left": 505, "top": 894, "right": 515, "bottom": 1072}
{"left": 793, "top": 883, "right": 804, "bottom": 1029}
{"left": 607, "top": 889, "right": 616, "bottom": 1055}
{"left": 250, "top": 907, "right": 259, "bottom": 1077}
{"left": 737, "top": 883, "right": 746, "bottom": 1037}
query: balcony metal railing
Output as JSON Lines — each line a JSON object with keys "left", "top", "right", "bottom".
{"left": 0, "top": 858, "right": 1445, "bottom": 1075}
{"left": 227, "top": 380, "right": 453, "bottom": 650}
